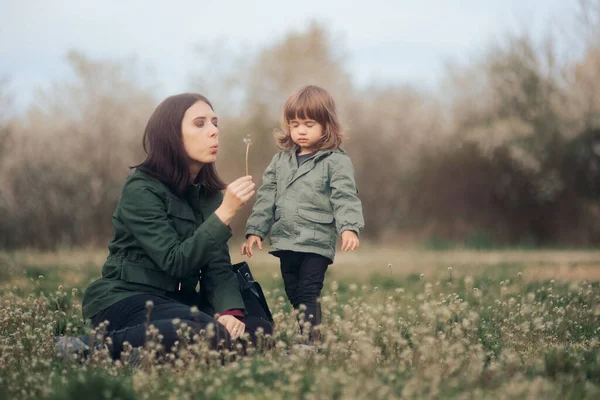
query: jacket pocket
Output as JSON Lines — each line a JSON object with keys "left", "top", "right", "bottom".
{"left": 297, "top": 208, "right": 334, "bottom": 224}
{"left": 167, "top": 198, "right": 196, "bottom": 222}
{"left": 167, "top": 198, "right": 196, "bottom": 238}
{"left": 296, "top": 208, "right": 336, "bottom": 248}
{"left": 120, "top": 261, "right": 178, "bottom": 291}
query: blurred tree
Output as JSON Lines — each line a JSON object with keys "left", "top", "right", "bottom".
{"left": 344, "top": 85, "right": 444, "bottom": 239}
{"left": 0, "top": 78, "right": 13, "bottom": 157}
{"left": 451, "top": 35, "right": 567, "bottom": 204}
{"left": 0, "top": 52, "right": 156, "bottom": 248}
{"left": 3, "top": 8, "right": 600, "bottom": 249}
{"left": 566, "top": 128, "right": 600, "bottom": 199}
{"left": 0, "top": 79, "right": 15, "bottom": 246}
{"left": 564, "top": 47, "right": 600, "bottom": 134}
{"left": 431, "top": 29, "right": 600, "bottom": 245}
{"left": 245, "top": 22, "right": 352, "bottom": 119}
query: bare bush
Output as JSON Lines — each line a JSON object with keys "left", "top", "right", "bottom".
{"left": 0, "top": 52, "right": 156, "bottom": 249}
{"left": 2, "top": 8, "right": 600, "bottom": 249}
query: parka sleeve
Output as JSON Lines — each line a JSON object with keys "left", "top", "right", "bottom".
{"left": 329, "top": 155, "right": 365, "bottom": 235}
{"left": 201, "top": 243, "right": 245, "bottom": 313}
{"left": 245, "top": 153, "right": 279, "bottom": 239}
{"left": 119, "top": 180, "right": 232, "bottom": 280}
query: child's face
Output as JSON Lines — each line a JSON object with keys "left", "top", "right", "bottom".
{"left": 289, "top": 117, "right": 323, "bottom": 154}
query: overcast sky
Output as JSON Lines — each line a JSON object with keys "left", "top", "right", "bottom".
{"left": 1, "top": 0, "right": 576, "bottom": 111}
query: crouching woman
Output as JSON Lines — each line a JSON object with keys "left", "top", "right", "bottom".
{"left": 81, "top": 93, "right": 272, "bottom": 359}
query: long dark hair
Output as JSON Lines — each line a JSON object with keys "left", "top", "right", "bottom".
{"left": 134, "top": 93, "right": 226, "bottom": 195}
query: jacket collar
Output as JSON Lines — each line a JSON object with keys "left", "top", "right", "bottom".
{"left": 287, "top": 144, "right": 345, "bottom": 160}
{"left": 284, "top": 146, "right": 344, "bottom": 187}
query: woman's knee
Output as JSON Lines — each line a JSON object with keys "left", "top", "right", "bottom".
{"left": 172, "top": 319, "right": 231, "bottom": 348}
{"left": 113, "top": 318, "right": 231, "bottom": 352}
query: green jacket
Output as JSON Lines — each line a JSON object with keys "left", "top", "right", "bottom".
{"left": 245, "top": 147, "right": 364, "bottom": 262}
{"left": 82, "top": 169, "right": 244, "bottom": 320}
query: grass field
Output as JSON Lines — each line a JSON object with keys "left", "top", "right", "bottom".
{"left": 1, "top": 247, "right": 600, "bottom": 399}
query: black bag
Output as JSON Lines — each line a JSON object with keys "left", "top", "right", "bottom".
{"left": 198, "top": 262, "right": 274, "bottom": 325}
{"left": 232, "top": 262, "right": 274, "bottom": 325}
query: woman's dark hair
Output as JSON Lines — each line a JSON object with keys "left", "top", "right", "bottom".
{"left": 134, "top": 93, "right": 226, "bottom": 195}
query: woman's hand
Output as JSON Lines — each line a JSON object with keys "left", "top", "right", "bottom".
{"left": 215, "top": 176, "right": 255, "bottom": 225}
{"left": 341, "top": 230, "right": 360, "bottom": 251}
{"left": 217, "top": 315, "right": 246, "bottom": 339}
{"left": 241, "top": 235, "right": 262, "bottom": 258}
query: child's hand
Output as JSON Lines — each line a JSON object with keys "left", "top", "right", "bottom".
{"left": 241, "top": 235, "right": 262, "bottom": 258}
{"left": 341, "top": 230, "right": 360, "bottom": 251}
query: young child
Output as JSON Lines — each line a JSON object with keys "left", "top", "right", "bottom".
{"left": 241, "top": 85, "right": 364, "bottom": 340}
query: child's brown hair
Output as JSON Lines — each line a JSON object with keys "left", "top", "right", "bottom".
{"left": 276, "top": 85, "right": 343, "bottom": 151}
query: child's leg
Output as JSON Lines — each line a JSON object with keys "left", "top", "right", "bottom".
{"left": 278, "top": 251, "right": 302, "bottom": 311}
{"left": 296, "top": 253, "right": 330, "bottom": 338}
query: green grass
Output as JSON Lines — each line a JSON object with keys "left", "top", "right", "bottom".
{"left": 1, "top": 249, "right": 600, "bottom": 399}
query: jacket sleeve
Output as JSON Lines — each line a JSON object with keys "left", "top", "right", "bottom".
{"left": 245, "top": 153, "right": 278, "bottom": 239}
{"left": 119, "top": 180, "right": 232, "bottom": 280}
{"left": 201, "top": 243, "right": 245, "bottom": 313}
{"left": 330, "top": 156, "right": 365, "bottom": 235}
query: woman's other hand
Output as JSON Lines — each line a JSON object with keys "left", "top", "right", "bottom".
{"left": 215, "top": 176, "right": 255, "bottom": 225}
{"left": 217, "top": 315, "right": 246, "bottom": 339}
{"left": 241, "top": 235, "right": 262, "bottom": 258}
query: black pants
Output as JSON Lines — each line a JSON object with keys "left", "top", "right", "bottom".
{"left": 90, "top": 293, "right": 272, "bottom": 359}
{"left": 276, "top": 251, "right": 330, "bottom": 339}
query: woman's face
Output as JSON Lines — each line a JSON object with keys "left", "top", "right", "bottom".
{"left": 181, "top": 100, "right": 219, "bottom": 170}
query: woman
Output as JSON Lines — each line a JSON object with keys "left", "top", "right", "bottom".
{"left": 80, "top": 93, "right": 272, "bottom": 359}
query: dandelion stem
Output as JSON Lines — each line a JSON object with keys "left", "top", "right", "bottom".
{"left": 246, "top": 141, "right": 250, "bottom": 176}
{"left": 244, "top": 135, "right": 252, "bottom": 176}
